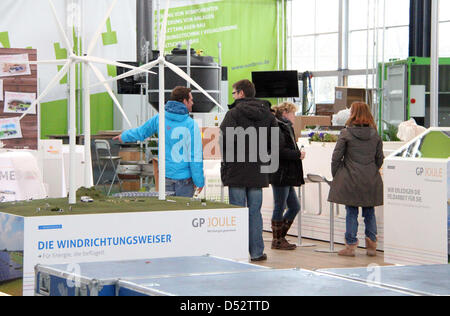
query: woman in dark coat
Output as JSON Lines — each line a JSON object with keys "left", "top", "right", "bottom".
{"left": 270, "top": 102, "right": 305, "bottom": 250}
{"left": 328, "top": 102, "right": 384, "bottom": 257}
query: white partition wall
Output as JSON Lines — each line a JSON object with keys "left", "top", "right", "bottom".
{"left": 384, "top": 128, "right": 450, "bottom": 265}
{"left": 0, "top": 152, "right": 47, "bottom": 202}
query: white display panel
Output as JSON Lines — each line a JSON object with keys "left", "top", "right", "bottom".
{"left": 11, "top": 207, "right": 248, "bottom": 296}
{"left": 384, "top": 128, "right": 450, "bottom": 265}
{"left": 384, "top": 158, "right": 448, "bottom": 265}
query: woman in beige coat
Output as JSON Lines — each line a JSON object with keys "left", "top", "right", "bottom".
{"left": 328, "top": 102, "right": 384, "bottom": 257}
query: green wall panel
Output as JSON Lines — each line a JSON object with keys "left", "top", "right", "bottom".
{"left": 90, "top": 92, "right": 114, "bottom": 135}
{"left": 158, "top": 0, "right": 280, "bottom": 102}
{"left": 40, "top": 99, "right": 68, "bottom": 138}
{"left": 40, "top": 92, "right": 113, "bottom": 138}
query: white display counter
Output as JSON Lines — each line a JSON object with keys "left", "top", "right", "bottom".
{"left": 0, "top": 141, "right": 93, "bottom": 199}
{"left": 384, "top": 128, "right": 450, "bottom": 265}
{"left": 0, "top": 151, "right": 47, "bottom": 202}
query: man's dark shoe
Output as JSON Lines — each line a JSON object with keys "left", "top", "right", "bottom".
{"left": 250, "top": 253, "right": 267, "bottom": 262}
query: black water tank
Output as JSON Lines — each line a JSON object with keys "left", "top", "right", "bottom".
{"left": 148, "top": 48, "right": 220, "bottom": 113}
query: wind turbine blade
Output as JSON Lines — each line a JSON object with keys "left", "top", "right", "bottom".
{"left": 19, "top": 60, "right": 71, "bottom": 121}
{"left": 81, "top": 55, "right": 156, "bottom": 75}
{"left": 48, "top": 0, "right": 73, "bottom": 53}
{"left": 90, "top": 59, "right": 159, "bottom": 88}
{"left": 89, "top": 63, "right": 132, "bottom": 128}
{"left": 87, "top": 0, "right": 119, "bottom": 55}
{"left": 159, "top": 0, "right": 171, "bottom": 54}
{"left": 165, "top": 61, "right": 225, "bottom": 111}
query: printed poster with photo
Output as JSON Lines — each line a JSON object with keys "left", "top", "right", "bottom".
{"left": 3, "top": 91, "right": 36, "bottom": 114}
{"left": 0, "top": 117, "right": 22, "bottom": 140}
{"left": 0, "top": 54, "right": 31, "bottom": 77}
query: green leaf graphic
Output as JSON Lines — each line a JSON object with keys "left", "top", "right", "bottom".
{"left": 102, "top": 18, "right": 118, "bottom": 46}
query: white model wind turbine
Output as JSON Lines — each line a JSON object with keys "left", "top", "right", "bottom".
{"left": 93, "top": 0, "right": 225, "bottom": 201}
{"left": 17, "top": 0, "right": 155, "bottom": 204}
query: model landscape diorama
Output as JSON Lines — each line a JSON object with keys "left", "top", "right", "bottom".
{"left": 0, "top": 187, "right": 233, "bottom": 217}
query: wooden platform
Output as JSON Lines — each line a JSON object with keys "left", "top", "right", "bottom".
{"left": 251, "top": 232, "right": 391, "bottom": 271}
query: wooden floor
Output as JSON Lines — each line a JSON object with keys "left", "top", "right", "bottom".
{"left": 250, "top": 232, "right": 391, "bottom": 271}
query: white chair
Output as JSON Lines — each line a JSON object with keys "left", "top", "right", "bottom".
{"left": 94, "top": 140, "right": 122, "bottom": 195}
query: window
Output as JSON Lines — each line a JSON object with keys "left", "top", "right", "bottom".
{"left": 315, "top": 76, "right": 338, "bottom": 103}
{"left": 315, "top": 0, "right": 339, "bottom": 33}
{"left": 347, "top": 75, "right": 375, "bottom": 89}
{"left": 289, "top": 0, "right": 339, "bottom": 102}
{"left": 291, "top": 0, "right": 315, "bottom": 36}
{"left": 316, "top": 34, "right": 339, "bottom": 71}
{"left": 288, "top": 0, "right": 411, "bottom": 103}
{"left": 439, "top": 1, "right": 450, "bottom": 57}
{"left": 439, "top": 22, "right": 450, "bottom": 56}
{"left": 439, "top": 1, "right": 450, "bottom": 22}
{"left": 291, "top": 36, "right": 314, "bottom": 72}
{"left": 290, "top": 0, "right": 339, "bottom": 73}
{"left": 383, "top": 27, "right": 409, "bottom": 61}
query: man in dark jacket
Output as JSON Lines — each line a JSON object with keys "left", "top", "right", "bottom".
{"left": 220, "top": 79, "right": 278, "bottom": 262}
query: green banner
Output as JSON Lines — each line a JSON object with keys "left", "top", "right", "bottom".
{"left": 156, "top": 0, "right": 279, "bottom": 102}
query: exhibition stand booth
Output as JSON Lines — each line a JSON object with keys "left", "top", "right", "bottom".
{"left": 0, "top": 197, "right": 248, "bottom": 296}
{"left": 384, "top": 128, "right": 450, "bottom": 265}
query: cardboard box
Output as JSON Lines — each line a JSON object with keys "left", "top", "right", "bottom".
{"left": 293, "top": 116, "right": 331, "bottom": 139}
{"left": 316, "top": 103, "right": 335, "bottom": 118}
{"left": 334, "top": 87, "right": 367, "bottom": 113}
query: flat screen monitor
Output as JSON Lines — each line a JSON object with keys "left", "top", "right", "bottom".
{"left": 252, "top": 70, "right": 299, "bottom": 98}
{"left": 116, "top": 61, "right": 141, "bottom": 95}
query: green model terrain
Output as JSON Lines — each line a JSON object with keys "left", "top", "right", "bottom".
{"left": 0, "top": 196, "right": 240, "bottom": 218}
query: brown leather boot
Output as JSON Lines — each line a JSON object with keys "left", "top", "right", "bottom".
{"left": 365, "top": 237, "right": 377, "bottom": 257}
{"left": 278, "top": 220, "right": 296, "bottom": 250}
{"left": 271, "top": 221, "right": 283, "bottom": 249}
{"left": 338, "top": 242, "right": 358, "bottom": 257}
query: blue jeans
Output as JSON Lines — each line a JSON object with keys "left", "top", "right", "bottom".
{"left": 345, "top": 206, "right": 378, "bottom": 245}
{"left": 272, "top": 186, "right": 300, "bottom": 222}
{"left": 165, "top": 178, "right": 195, "bottom": 197}
{"left": 228, "top": 187, "right": 264, "bottom": 260}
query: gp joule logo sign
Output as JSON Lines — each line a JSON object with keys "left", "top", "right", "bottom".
{"left": 416, "top": 167, "right": 424, "bottom": 176}
{"left": 416, "top": 166, "right": 443, "bottom": 179}
{"left": 192, "top": 216, "right": 237, "bottom": 232}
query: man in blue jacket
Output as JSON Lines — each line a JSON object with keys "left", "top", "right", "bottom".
{"left": 113, "top": 86, "right": 205, "bottom": 197}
